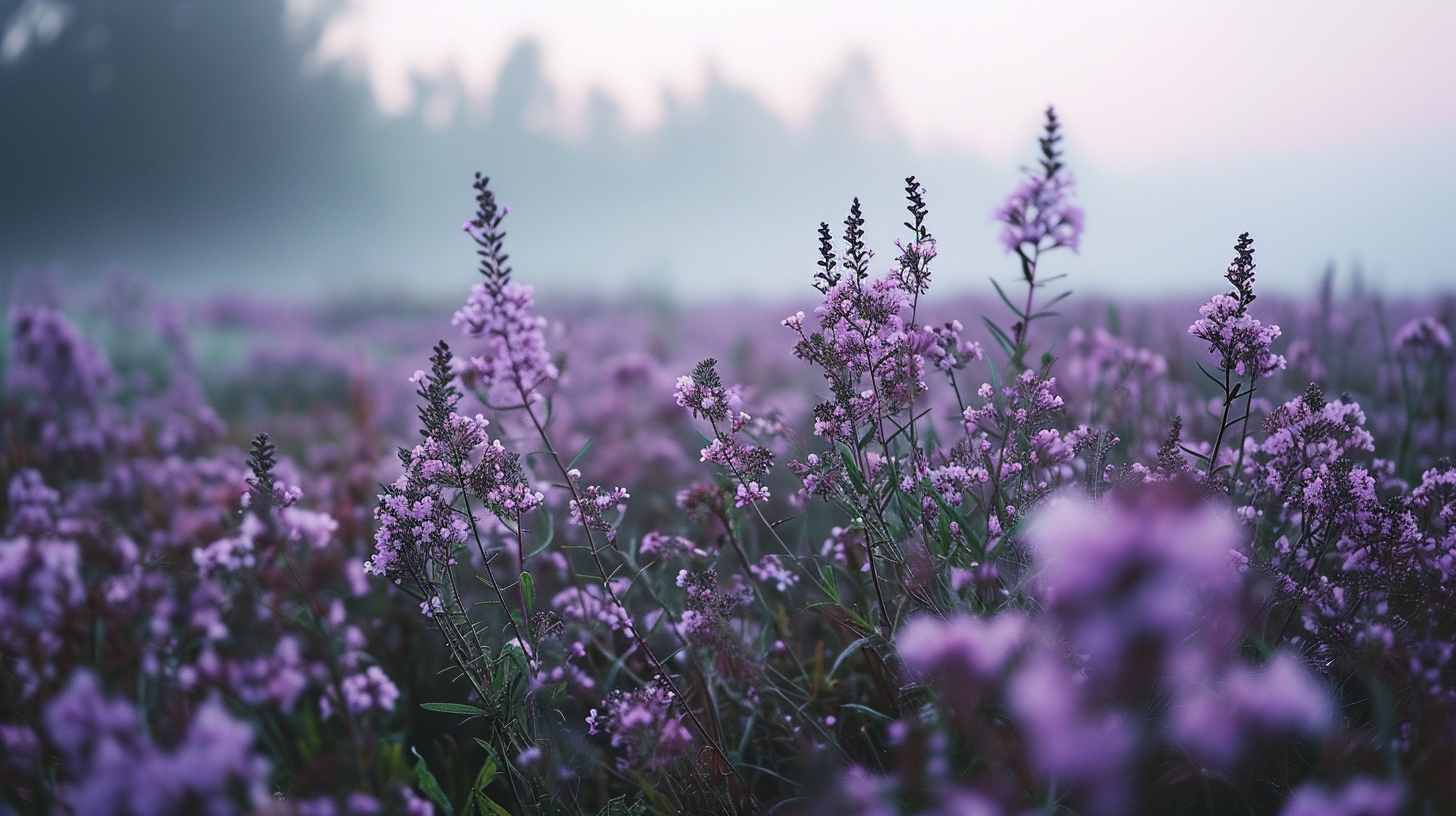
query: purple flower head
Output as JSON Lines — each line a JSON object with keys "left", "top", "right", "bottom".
{"left": 1253, "top": 384, "right": 1374, "bottom": 512}
{"left": 1279, "top": 778, "right": 1404, "bottom": 816}
{"left": 897, "top": 612, "right": 1026, "bottom": 692}
{"left": 6, "top": 306, "right": 115, "bottom": 409}
{"left": 1008, "top": 652, "right": 1137, "bottom": 816}
{"left": 552, "top": 580, "right": 632, "bottom": 632}
{"left": 43, "top": 671, "right": 144, "bottom": 765}
{"left": 0, "top": 535, "right": 85, "bottom": 690}
{"left": 1024, "top": 483, "right": 1246, "bottom": 684}
{"left": 567, "top": 482, "right": 630, "bottom": 543}
{"left": 733, "top": 480, "right": 771, "bottom": 508}
{"left": 452, "top": 176, "right": 558, "bottom": 402}
{"left": 1188, "top": 234, "right": 1286, "bottom": 379}
{"left": 674, "top": 358, "right": 738, "bottom": 424}
{"left": 1189, "top": 294, "right": 1286, "bottom": 379}
{"left": 586, "top": 676, "right": 693, "bottom": 771}
{"left": 6, "top": 468, "right": 61, "bottom": 538}
{"left": 1171, "top": 652, "right": 1334, "bottom": 768}
{"left": 43, "top": 671, "right": 268, "bottom": 814}
{"left": 6, "top": 305, "right": 128, "bottom": 459}
{"left": 993, "top": 108, "right": 1084, "bottom": 254}
{"left": 323, "top": 666, "right": 400, "bottom": 718}
{"left": 1394, "top": 316, "right": 1452, "bottom": 359}
{"left": 638, "top": 531, "right": 706, "bottom": 560}
{"left": 747, "top": 554, "right": 797, "bottom": 591}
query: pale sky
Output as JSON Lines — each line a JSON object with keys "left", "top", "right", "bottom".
{"left": 293, "top": 0, "right": 1456, "bottom": 169}
{"left": 5, "top": 1, "right": 1454, "bottom": 300}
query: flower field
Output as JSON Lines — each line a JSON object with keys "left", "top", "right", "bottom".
{"left": 3, "top": 109, "right": 1454, "bottom": 816}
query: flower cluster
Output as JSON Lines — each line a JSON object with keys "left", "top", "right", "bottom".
{"left": 586, "top": 677, "right": 694, "bottom": 771}
{"left": 43, "top": 671, "right": 269, "bottom": 815}
{"left": 1189, "top": 233, "right": 1287, "bottom": 380}
{"left": 993, "top": 107, "right": 1084, "bottom": 254}
{"left": 452, "top": 174, "right": 559, "bottom": 402}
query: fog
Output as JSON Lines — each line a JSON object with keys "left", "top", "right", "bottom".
{"left": 3, "top": 0, "right": 1453, "bottom": 305}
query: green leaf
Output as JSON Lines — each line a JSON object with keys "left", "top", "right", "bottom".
{"left": 829, "top": 637, "right": 871, "bottom": 680}
{"left": 841, "top": 703, "right": 893, "bottom": 722}
{"left": 858, "top": 424, "right": 876, "bottom": 449}
{"left": 473, "top": 753, "right": 499, "bottom": 794}
{"left": 420, "top": 702, "right": 487, "bottom": 716}
{"left": 837, "top": 443, "right": 867, "bottom": 495}
{"left": 474, "top": 792, "right": 512, "bottom": 816}
{"left": 818, "top": 564, "right": 840, "bottom": 604}
{"left": 520, "top": 571, "right": 535, "bottom": 612}
{"left": 568, "top": 435, "right": 596, "bottom": 470}
{"left": 526, "top": 504, "right": 554, "bottom": 557}
{"left": 988, "top": 277, "right": 1026, "bottom": 320}
{"left": 981, "top": 316, "right": 1016, "bottom": 358}
{"left": 412, "top": 746, "right": 454, "bottom": 816}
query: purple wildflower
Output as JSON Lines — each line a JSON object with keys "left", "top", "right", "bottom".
{"left": 452, "top": 175, "right": 559, "bottom": 402}
{"left": 993, "top": 107, "right": 1084, "bottom": 254}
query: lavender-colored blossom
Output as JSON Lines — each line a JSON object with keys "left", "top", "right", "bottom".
{"left": 1025, "top": 485, "right": 1245, "bottom": 682}
{"left": 733, "top": 480, "right": 771, "bottom": 508}
{"left": 552, "top": 581, "right": 633, "bottom": 632}
{"left": 1188, "top": 234, "right": 1286, "bottom": 379}
{"left": 1279, "top": 778, "right": 1404, "bottom": 816}
{"left": 0, "top": 534, "right": 85, "bottom": 693}
{"left": 1189, "top": 294, "right": 1286, "bottom": 379}
{"left": 44, "top": 671, "right": 268, "bottom": 815}
{"left": 1171, "top": 652, "right": 1334, "bottom": 767}
{"left": 638, "top": 531, "right": 706, "bottom": 560}
{"left": 993, "top": 108, "right": 1084, "bottom": 254}
{"left": 1394, "top": 316, "right": 1452, "bottom": 358}
{"left": 897, "top": 612, "right": 1025, "bottom": 690}
{"left": 567, "top": 483, "right": 630, "bottom": 543}
{"left": 452, "top": 176, "right": 558, "bottom": 401}
{"left": 1008, "top": 652, "right": 1137, "bottom": 816}
{"left": 748, "top": 554, "right": 797, "bottom": 591}
{"left": 674, "top": 358, "right": 738, "bottom": 424}
{"left": 586, "top": 677, "right": 693, "bottom": 771}
{"left": 322, "top": 666, "right": 400, "bottom": 718}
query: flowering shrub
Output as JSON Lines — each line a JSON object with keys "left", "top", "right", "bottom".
{"left": 4, "top": 107, "right": 1456, "bottom": 815}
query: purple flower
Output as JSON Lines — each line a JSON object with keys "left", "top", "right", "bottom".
{"left": 1024, "top": 485, "right": 1245, "bottom": 681}
{"left": 747, "top": 554, "right": 797, "bottom": 591}
{"left": 586, "top": 677, "right": 693, "bottom": 770}
{"left": 452, "top": 176, "right": 558, "bottom": 403}
{"left": 1008, "top": 652, "right": 1137, "bottom": 816}
{"left": 1279, "top": 778, "right": 1404, "bottom": 816}
{"left": 733, "top": 480, "right": 771, "bottom": 508}
{"left": 1394, "top": 316, "right": 1452, "bottom": 358}
{"left": 1189, "top": 294, "right": 1286, "bottom": 379}
{"left": 567, "top": 483, "right": 630, "bottom": 543}
{"left": 1188, "top": 234, "right": 1286, "bottom": 380}
{"left": 453, "top": 281, "right": 558, "bottom": 401}
{"left": 1171, "top": 652, "right": 1334, "bottom": 767}
{"left": 43, "top": 671, "right": 268, "bottom": 815}
{"left": 993, "top": 108, "right": 1083, "bottom": 254}
{"left": 324, "top": 666, "right": 400, "bottom": 718}
{"left": 897, "top": 612, "right": 1026, "bottom": 690}
{"left": 994, "top": 172, "right": 1083, "bottom": 254}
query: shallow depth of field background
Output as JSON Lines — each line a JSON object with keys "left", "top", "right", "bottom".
{"left": 3, "top": 0, "right": 1455, "bottom": 308}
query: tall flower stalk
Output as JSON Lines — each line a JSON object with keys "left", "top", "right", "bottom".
{"left": 988, "top": 106, "right": 1084, "bottom": 372}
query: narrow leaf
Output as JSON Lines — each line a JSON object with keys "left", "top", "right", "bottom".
{"left": 567, "top": 436, "right": 596, "bottom": 470}
{"left": 420, "top": 702, "right": 487, "bottom": 716}
{"left": 526, "top": 505, "right": 554, "bottom": 557}
{"left": 412, "top": 746, "right": 455, "bottom": 816}
{"left": 519, "top": 571, "right": 535, "bottom": 611}
{"left": 988, "top": 277, "right": 1026, "bottom": 319}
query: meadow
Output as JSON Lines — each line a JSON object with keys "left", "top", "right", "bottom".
{"left": 3, "top": 109, "right": 1453, "bottom": 816}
